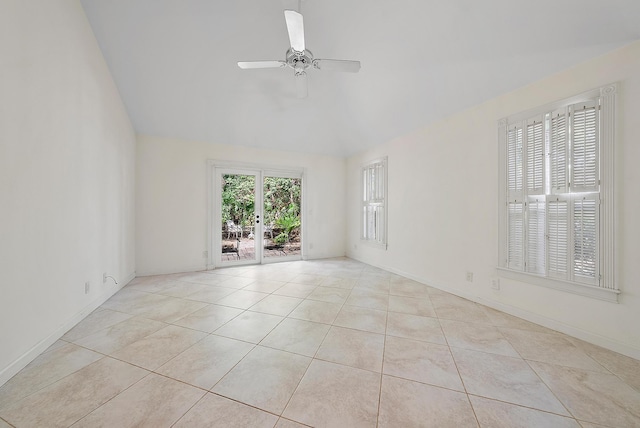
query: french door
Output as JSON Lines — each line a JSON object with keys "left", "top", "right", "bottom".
{"left": 212, "top": 165, "right": 303, "bottom": 267}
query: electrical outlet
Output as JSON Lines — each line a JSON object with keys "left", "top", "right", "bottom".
{"left": 466, "top": 272, "right": 474, "bottom": 282}
{"left": 202, "top": 250, "right": 208, "bottom": 258}
{"left": 491, "top": 278, "right": 500, "bottom": 290}
{"left": 85, "top": 281, "right": 90, "bottom": 294}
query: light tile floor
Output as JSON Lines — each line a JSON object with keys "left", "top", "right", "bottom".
{"left": 1, "top": 258, "right": 639, "bottom": 427}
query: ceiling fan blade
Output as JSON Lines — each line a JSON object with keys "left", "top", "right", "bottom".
{"left": 314, "top": 59, "right": 361, "bottom": 73}
{"left": 296, "top": 72, "right": 308, "bottom": 98}
{"left": 284, "top": 10, "right": 305, "bottom": 52}
{"left": 237, "top": 61, "right": 286, "bottom": 69}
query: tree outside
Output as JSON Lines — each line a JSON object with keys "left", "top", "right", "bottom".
{"left": 222, "top": 175, "right": 302, "bottom": 246}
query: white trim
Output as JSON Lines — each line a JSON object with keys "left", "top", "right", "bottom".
{"left": 262, "top": 253, "right": 305, "bottom": 264}
{"left": 497, "top": 267, "right": 619, "bottom": 303}
{"left": 137, "top": 264, "right": 208, "bottom": 277}
{"left": 360, "top": 239, "right": 388, "bottom": 250}
{"left": 599, "top": 84, "right": 617, "bottom": 291}
{"left": 498, "top": 118, "right": 508, "bottom": 269}
{"left": 301, "top": 167, "right": 308, "bottom": 260}
{"left": 207, "top": 159, "right": 304, "bottom": 175}
{"left": 214, "top": 167, "right": 264, "bottom": 268}
{"left": 0, "top": 272, "right": 135, "bottom": 387}
{"left": 206, "top": 160, "right": 305, "bottom": 268}
{"left": 504, "top": 86, "right": 605, "bottom": 124}
{"left": 207, "top": 160, "right": 214, "bottom": 269}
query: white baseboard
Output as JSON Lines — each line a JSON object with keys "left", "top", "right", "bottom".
{"left": 303, "top": 251, "right": 347, "bottom": 261}
{"left": 347, "top": 254, "right": 640, "bottom": 361}
{"left": 0, "top": 272, "right": 135, "bottom": 387}
{"left": 137, "top": 252, "right": 348, "bottom": 276}
{"left": 135, "top": 264, "right": 207, "bottom": 277}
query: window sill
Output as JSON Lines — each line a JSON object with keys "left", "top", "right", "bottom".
{"left": 360, "top": 239, "right": 387, "bottom": 250}
{"left": 497, "top": 268, "right": 620, "bottom": 303}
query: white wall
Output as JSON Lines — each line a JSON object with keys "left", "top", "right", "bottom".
{"left": 347, "top": 41, "right": 640, "bottom": 359}
{"left": 136, "top": 135, "right": 346, "bottom": 275}
{"left": 0, "top": 0, "right": 136, "bottom": 385}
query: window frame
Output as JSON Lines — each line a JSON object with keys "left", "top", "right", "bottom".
{"left": 498, "top": 84, "right": 618, "bottom": 302}
{"left": 361, "top": 156, "right": 388, "bottom": 249}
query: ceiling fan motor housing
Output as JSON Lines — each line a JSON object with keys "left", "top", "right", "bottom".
{"left": 286, "top": 48, "right": 314, "bottom": 75}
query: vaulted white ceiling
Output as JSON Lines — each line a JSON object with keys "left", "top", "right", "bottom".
{"left": 81, "top": 0, "right": 640, "bottom": 156}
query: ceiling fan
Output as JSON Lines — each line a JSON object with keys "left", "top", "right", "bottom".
{"left": 237, "top": 9, "right": 361, "bottom": 98}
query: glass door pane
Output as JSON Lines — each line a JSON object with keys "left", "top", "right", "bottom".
{"left": 263, "top": 176, "right": 302, "bottom": 260}
{"left": 221, "top": 173, "right": 257, "bottom": 264}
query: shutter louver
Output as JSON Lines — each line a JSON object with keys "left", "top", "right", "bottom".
{"left": 548, "top": 198, "right": 569, "bottom": 278}
{"left": 527, "top": 197, "right": 546, "bottom": 274}
{"left": 574, "top": 197, "right": 598, "bottom": 281}
{"left": 550, "top": 111, "right": 568, "bottom": 193}
{"left": 507, "top": 126, "right": 523, "bottom": 197}
{"left": 526, "top": 120, "right": 544, "bottom": 194}
{"left": 508, "top": 202, "right": 524, "bottom": 270}
{"left": 571, "top": 102, "right": 599, "bottom": 191}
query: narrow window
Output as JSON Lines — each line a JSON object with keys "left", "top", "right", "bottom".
{"left": 362, "top": 157, "right": 387, "bottom": 248}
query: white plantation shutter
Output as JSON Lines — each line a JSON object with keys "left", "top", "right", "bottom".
{"left": 549, "top": 109, "right": 568, "bottom": 193}
{"left": 362, "top": 158, "right": 387, "bottom": 246}
{"left": 507, "top": 126, "right": 524, "bottom": 198}
{"left": 508, "top": 202, "right": 524, "bottom": 270}
{"left": 507, "top": 124, "right": 525, "bottom": 270}
{"left": 527, "top": 197, "right": 546, "bottom": 274}
{"left": 573, "top": 195, "right": 599, "bottom": 283}
{"left": 500, "top": 85, "right": 617, "bottom": 299}
{"left": 571, "top": 101, "right": 599, "bottom": 191}
{"left": 526, "top": 118, "right": 545, "bottom": 195}
{"left": 363, "top": 205, "right": 384, "bottom": 242}
{"left": 547, "top": 197, "right": 569, "bottom": 279}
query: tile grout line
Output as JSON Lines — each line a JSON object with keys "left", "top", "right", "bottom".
{"left": 465, "top": 392, "right": 586, "bottom": 421}
{"left": 522, "top": 358, "right": 578, "bottom": 421}
{"left": 375, "top": 295, "right": 390, "bottom": 428}
{"left": 276, "top": 274, "right": 353, "bottom": 424}
{"left": 0, "top": 415, "right": 16, "bottom": 428}
{"left": 436, "top": 305, "right": 481, "bottom": 427}
{"left": 66, "top": 370, "right": 157, "bottom": 427}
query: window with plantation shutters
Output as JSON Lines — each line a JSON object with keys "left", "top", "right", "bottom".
{"left": 498, "top": 84, "right": 618, "bottom": 301}
{"left": 361, "top": 157, "right": 387, "bottom": 248}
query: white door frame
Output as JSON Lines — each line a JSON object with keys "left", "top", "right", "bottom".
{"left": 213, "top": 167, "right": 262, "bottom": 267}
{"left": 207, "top": 160, "right": 305, "bottom": 269}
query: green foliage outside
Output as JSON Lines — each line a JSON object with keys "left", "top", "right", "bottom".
{"left": 221, "top": 174, "right": 256, "bottom": 227}
{"left": 272, "top": 204, "right": 301, "bottom": 244}
{"left": 222, "top": 175, "right": 301, "bottom": 242}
